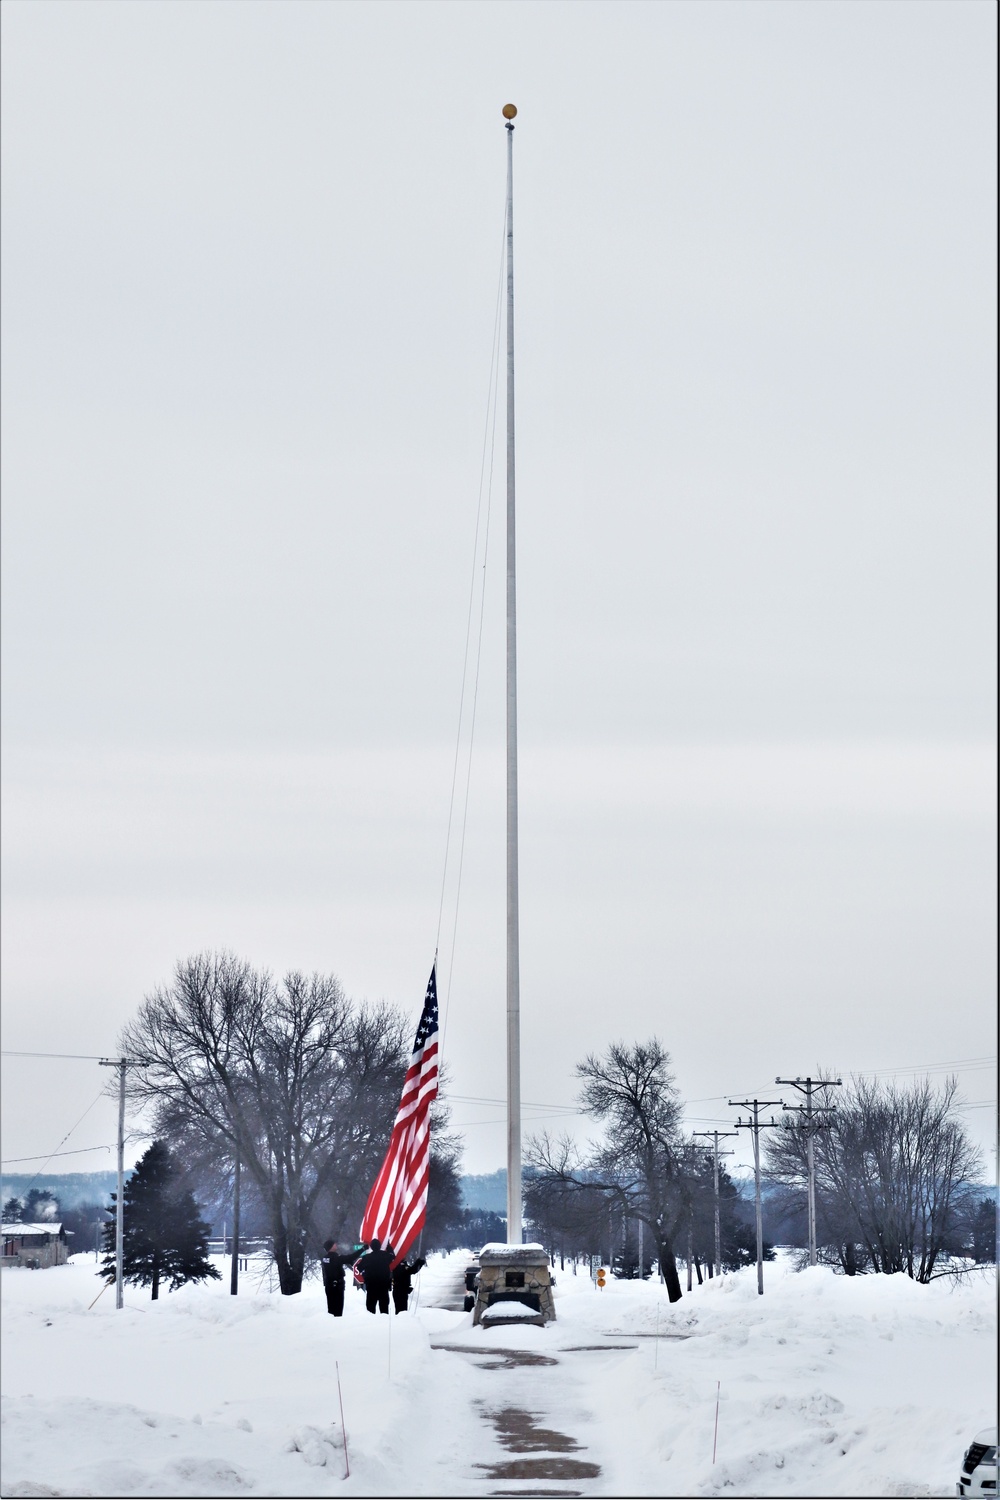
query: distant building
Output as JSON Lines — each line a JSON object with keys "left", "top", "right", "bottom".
{"left": 1, "top": 1222, "right": 71, "bottom": 1268}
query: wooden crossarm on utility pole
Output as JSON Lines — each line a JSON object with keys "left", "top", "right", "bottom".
{"left": 775, "top": 1076, "right": 842, "bottom": 1267}
{"left": 693, "top": 1129, "right": 738, "bottom": 1278}
{"left": 729, "top": 1097, "right": 784, "bottom": 1295}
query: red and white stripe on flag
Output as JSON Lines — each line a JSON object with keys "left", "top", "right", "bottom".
{"left": 359, "top": 965, "right": 440, "bottom": 1266}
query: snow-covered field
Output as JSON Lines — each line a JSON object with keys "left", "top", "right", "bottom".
{"left": 1, "top": 1250, "right": 995, "bottom": 1497}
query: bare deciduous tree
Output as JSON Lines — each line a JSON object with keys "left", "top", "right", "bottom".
{"left": 121, "top": 952, "right": 418, "bottom": 1294}
{"left": 766, "top": 1073, "right": 982, "bottom": 1281}
{"left": 527, "top": 1039, "right": 691, "bottom": 1301}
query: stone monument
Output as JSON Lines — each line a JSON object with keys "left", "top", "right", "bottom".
{"left": 473, "top": 1242, "right": 556, "bottom": 1326}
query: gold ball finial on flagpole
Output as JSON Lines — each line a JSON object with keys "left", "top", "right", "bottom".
{"left": 502, "top": 103, "right": 517, "bottom": 120}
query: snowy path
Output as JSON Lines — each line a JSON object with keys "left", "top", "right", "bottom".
{"left": 414, "top": 1254, "right": 607, "bottom": 1493}
{"left": 418, "top": 1250, "right": 472, "bottom": 1313}
{"left": 426, "top": 1339, "right": 611, "bottom": 1494}
{"left": 2, "top": 1251, "right": 995, "bottom": 1496}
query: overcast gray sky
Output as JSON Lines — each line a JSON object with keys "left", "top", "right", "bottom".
{"left": 2, "top": 0, "right": 996, "bottom": 1181}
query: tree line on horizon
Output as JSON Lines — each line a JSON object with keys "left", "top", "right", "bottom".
{"left": 523, "top": 1041, "right": 994, "bottom": 1298}
{"left": 18, "top": 948, "right": 990, "bottom": 1301}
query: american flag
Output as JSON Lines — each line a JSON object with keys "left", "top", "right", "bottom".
{"left": 360, "top": 965, "right": 439, "bottom": 1266}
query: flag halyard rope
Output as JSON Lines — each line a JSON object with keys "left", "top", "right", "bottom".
{"left": 435, "top": 206, "right": 507, "bottom": 1058}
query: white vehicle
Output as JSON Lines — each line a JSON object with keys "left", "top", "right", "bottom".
{"left": 957, "top": 1426, "right": 997, "bottom": 1497}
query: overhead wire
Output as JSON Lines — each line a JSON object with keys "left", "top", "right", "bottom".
{"left": 680, "top": 1056, "right": 996, "bottom": 1110}
{"left": 2, "top": 1144, "right": 113, "bottom": 1165}
{"left": 2, "top": 1086, "right": 109, "bottom": 1199}
{"left": 1, "top": 1050, "right": 109, "bottom": 1061}
{"left": 442, "top": 1092, "right": 577, "bottom": 1111}
{"left": 443, "top": 1055, "right": 998, "bottom": 1141}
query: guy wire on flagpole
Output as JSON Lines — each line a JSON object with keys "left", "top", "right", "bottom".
{"left": 435, "top": 203, "right": 507, "bottom": 1056}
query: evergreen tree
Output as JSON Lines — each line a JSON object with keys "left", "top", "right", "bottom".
{"left": 971, "top": 1197, "right": 997, "bottom": 1264}
{"left": 102, "top": 1140, "right": 219, "bottom": 1299}
{"left": 3, "top": 1196, "right": 23, "bottom": 1221}
{"left": 23, "top": 1188, "right": 59, "bottom": 1222}
{"left": 721, "top": 1217, "right": 776, "bottom": 1272}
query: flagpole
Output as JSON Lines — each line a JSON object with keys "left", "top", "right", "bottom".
{"left": 503, "top": 103, "right": 522, "bottom": 1245}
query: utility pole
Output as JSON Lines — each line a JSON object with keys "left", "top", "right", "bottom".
{"left": 775, "top": 1076, "right": 842, "bottom": 1266}
{"left": 729, "top": 1096, "right": 784, "bottom": 1295}
{"left": 502, "top": 101, "right": 522, "bottom": 1245}
{"left": 99, "top": 1057, "right": 128, "bottom": 1310}
{"left": 230, "top": 1152, "right": 241, "bottom": 1296}
{"left": 693, "top": 1129, "right": 738, "bottom": 1278}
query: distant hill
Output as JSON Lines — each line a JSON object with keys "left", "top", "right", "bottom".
{"left": 6, "top": 1169, "right": 508, "bottom": 1214}
{"left": 460, "top": 1170, "right": 507, "bottom": 1212}
{"left": 9, "top": 1168, "right": 992, "bottom": 1222}
{"left": 1, "top": 1171, "right": 123, "bottom": 1210}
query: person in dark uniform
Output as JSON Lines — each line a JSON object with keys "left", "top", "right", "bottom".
{"left": 320, "top": 1239, "right": 350, "bottom": 1317}
{"left": 357, "top": 1237, "right": 394, "bottom": 1314}
{"left": 391, "top": 1255, "right": 426, "bottom": 1313}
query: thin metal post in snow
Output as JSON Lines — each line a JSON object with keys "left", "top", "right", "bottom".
{"left": 693, "top": 1129, "right": 737, "bottom": 1278}
{"left": 503, "top": 102, "right": 522, "bottom": 1245}
{"left": 729, "top": 1097, "right": 783, "bottom": 1295}
{"left": 335, "top": 1360, "right": 351, "bottom": 1480}
{"left": 230, "top": 1153, "right": 241, "bottom": 1295}
{"left": 712, "top": 1381, "right": 721, "bottom": 1464}
{"left": 776, "top": 1076, "right": 841, "bottom": 1267}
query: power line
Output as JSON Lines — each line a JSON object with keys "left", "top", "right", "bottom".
{"left": 443, "top": 1092, "right": 578, "bottom": 1112}
{"left": 451, "top": 1111, "right": 581, "bottom": 1129}
{"left": 684, "top": 1057, "right": 996, "bottom": 1107}
{"left": 3, "top": 1087, "right": 108, "bottom": 1200}
{"left": 1, "top": 1050, "right": 109, "bottom": 1061}
{"left": 2, "top": 1144, "right": 113, "bottom": 1165}
{"left": 861, "top": 1059, "right": 996, "bottom": 1077}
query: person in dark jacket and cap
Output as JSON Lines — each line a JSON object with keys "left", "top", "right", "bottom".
{"left": 320, "top": 1240, "right": 351, "bottom": 1317}
{"left": 391, "top": 1254, "right": 426, "bottom": 1313}
{"left": 358, "top": 1237, "right": 394, "bottom": 1314}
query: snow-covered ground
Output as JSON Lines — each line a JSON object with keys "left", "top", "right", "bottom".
{"left": 1, "top": 1249, "right": 995, "bottom": 1497}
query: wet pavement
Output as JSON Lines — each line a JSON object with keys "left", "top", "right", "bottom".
{"left": 420, "top": 1259, "right": 648, "bottom": 1495}
{"left": 432, "top": 1342, "right": 559, "bottom": 1370}
{"left": 430, "top": 1340, "right": 629, "bottom": 1496}
{"left": 475, "top": 1405, "right": 602, "bottom": 1491}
